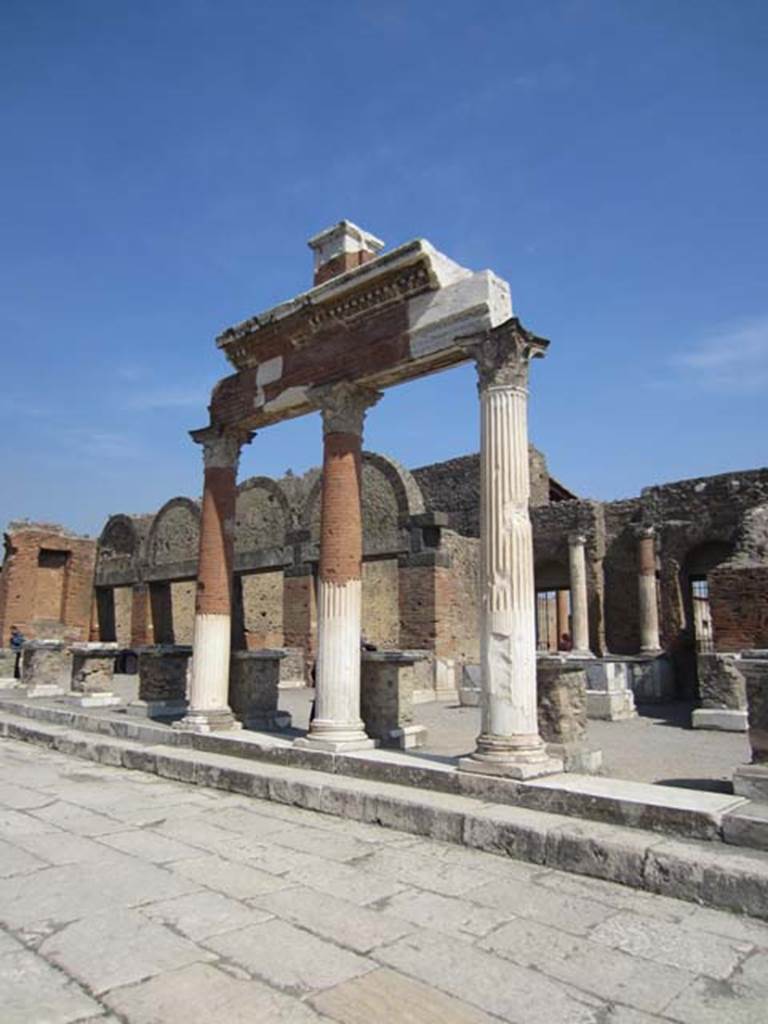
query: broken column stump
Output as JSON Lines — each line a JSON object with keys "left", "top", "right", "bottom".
{"left": 536, "top": 654, "right": 602, "bottom": 773}
{"left": 692, "top": 652, "right": 748, "bottom": 732}
{"left": 360, "top": 650, "right": 429, "bottom": 749}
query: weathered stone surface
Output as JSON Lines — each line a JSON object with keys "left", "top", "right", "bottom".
{"left": 698, "top": 653, "right": 747, "bottom": 710}
{"left": 141, "top": 891, "right": 273, "bottom": 941}
{"left": 536, "top": 656, "right": 588, "bottom": 744}
{"left": 360, "top": 651, "right": 427, "bottom": 744}
{"left": 228, "top": 650, "right": 288, "bottom": 729}
{"left": 70, "top": 642, "right": 118, "bottom": 694}
{"left": 0, "top": 949, "right": 101, "bottom": 1024}
{"left": 743, "top": 657, "right": 768, "bottom": 763}
{"left": 137, "top": 645, "right": 191, "bottom": 703}
{"left": 310, "top": 967, "right": 500, "bottom": 1024}
{"left": 206, "top": 919, "right": 373, "bottom": 993}
{"left": 20, "top": 640, "right": 72, "bottom": 688}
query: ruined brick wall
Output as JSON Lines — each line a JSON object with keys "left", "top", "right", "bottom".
{"left": 442, "top": 532, "right": 480, "bottom": 663}
{"left": 411, "top": 445, "right": 551, "bottom": 538}
{"left": 362, "top": 558, "right": 400, "bottom": 649}
{"left": 710, "top": 566, "right": 768, "bottom": 651}
{"left": 114, "top": 586, "right": 133, "bottom": 647}
{"left": 241, "top": 569, "right": 284, "bottom": 648}
{"left": 0, "top": 523, "right": 97, "bottom": 644}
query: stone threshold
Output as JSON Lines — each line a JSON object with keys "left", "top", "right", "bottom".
{"left": 0, "top": 692, "right": 752, "bottom": 846}
{"left": 1, "top": 706, "right": 767, "bottom": 922}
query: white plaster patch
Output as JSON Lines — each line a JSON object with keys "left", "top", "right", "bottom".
{"left": 263, "top": 385, "right": 309, "bottom": 416}
{"left": 407, "top": 271, "right": 513, "bottom": 361}
{"left": 256, "top": 355, "right": 283, "bottom": 388}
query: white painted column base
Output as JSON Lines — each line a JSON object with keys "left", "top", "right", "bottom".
{"left": 458, "top": 738, "right": 563, "bottom": 780}
{"left": 294, "top": 579, "right": 375, "bottom": 752}
{"left": 174, "top": 613, "right": 240, "bottom": 734}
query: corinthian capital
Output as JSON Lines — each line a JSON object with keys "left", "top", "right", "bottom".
{"left": 190, "top": 426, "right": 254, "bottom": 471}
{"left": 309, "top": 381, "right": 382, "bottom": 436}
{"left": 461, "top": 318, "right": 549, "bottom": 391}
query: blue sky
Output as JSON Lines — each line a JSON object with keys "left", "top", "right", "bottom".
{"left": 1, "top": 0, "right": 766, "bottom": 536}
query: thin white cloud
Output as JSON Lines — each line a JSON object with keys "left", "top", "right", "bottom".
{"left": 672, "top": 316, "right": 768, "bottom": 393}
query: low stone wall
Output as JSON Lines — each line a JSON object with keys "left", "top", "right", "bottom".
{"left": 229, "top": 650, "right": 290, "bottom": 730}
{"left": 536, "top": 655, "right": 601, "bottom": 773}
{"left": 361, "top": 650, "right": 429, "bottom": 748}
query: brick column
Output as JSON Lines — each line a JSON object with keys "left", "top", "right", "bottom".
{"left": 175, "top": 427, "right": 252, "bottom": 733}
{"left": 295, "top": 382, "right": 381, "bottom": 751}
{"left": 568, "top": 533, "right": 592, "bottom": 656}
{"left": 637, "top": 526, "right": 662, "bottom": 654}
{"left": 130, "top": 584, "right": 153, "bottom": 647}
{"left": 459, "top": 322, "right": 561, "bottom": 779}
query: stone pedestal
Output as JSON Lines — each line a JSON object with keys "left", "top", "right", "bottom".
{"left": 458, "top": 324, "right": 562, "bottom": 780}
{"left": 278, "top": 647, "right": 307, "bottom": 689}
{"left": 360, "top": 651, "right": 429, "bottom": 749}
{"left": 734, "top": 656, "right": 768, "bottom": 801}
{"left": 68, "top": 642, "right": 121, "bottom": 707}
{"left": 0, "top": 648, "right": 19, "bottom": 683}
{"left": 458, "top": 663, "right": 481, "bottom": 707}
{"left": 574, "top": 657, "right": 637, "bottom": 721}
{"left": 128, "top": 645, "right": 191, "bottom": 720}
{"left": 296, "top": 383, "right": 380, "bottom": 753}
{"left": 537, "top": 655, "right": 602, "bottom": 773}
{"left": 19, "top": 641, "right": 72, "bottom": 696}
{"left": 692, "top": 652, "right": 748, "bottom": 732}
{"left": 229, "top": 650, "right": 291, "bottom": 730}
{"left": 627, "top": 654, "right": 676, "bottom": 703}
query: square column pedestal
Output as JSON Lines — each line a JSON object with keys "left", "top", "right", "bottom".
{"left": 67, "top": 642, "right": 121, "bottom": 707}
{"left": 19, "top": 640, "right": 73, "bottom": 697}
{"left": 128, "top": 645, "right": 192, "bottom": 721}
{"left": 361, "top": 650, "right": 429, "bottom": 749}
{"left": 229, "top": 650, "right": 292, "bottom": 731}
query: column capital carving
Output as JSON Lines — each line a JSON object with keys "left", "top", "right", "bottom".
{"left": 309, "top": 381, "right": 382, "bottom": 436}
{"left": 460, "top": 318, "right": 549, "bottom": 391}
{"left": 190, "top": 426, "right": 254, "bottom": 471}
{"left": 634, "top": 524, "right": 656, "bottom": 543}
{"left": 568, "top": 532, "right": 587, "bottom": 547}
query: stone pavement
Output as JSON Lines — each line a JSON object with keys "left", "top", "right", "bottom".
{"left": 1, "top": 739, "right": 767, "bottom": 1023}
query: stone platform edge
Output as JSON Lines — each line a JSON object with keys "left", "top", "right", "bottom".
{"left": 0, "top": 694, "right": 752, "bottom": 845}
{"left": 1, "top": 709, "right": 768, "bottom": 921}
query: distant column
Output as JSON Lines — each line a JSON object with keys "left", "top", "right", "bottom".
{"left": 296, "top": 382, "right": 381, "bottom": 751}
{"left": 175, "top": 427, "right": 252, "bottom": 733}
{"left": 567, "top": 533, "right": 592, "bottom": 656}
{"left": 459, "top": 321, "right": 561, "bottom": 779}
{"left": 637, "top": 526, "right": 662, "bottom": 654}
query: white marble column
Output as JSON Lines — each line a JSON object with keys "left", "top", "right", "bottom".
{"left": 637, "top": 526, "right": 662, "bottom": 654}
{"left": 295, "top": 382, "right": 381, "bottom": 752}
{"left": 459, "top": 322, "right": 562, "bottom": 778}
{"left": 175, "top": 427, "right": 252, "bottom": 733}
{"left": 568, "top": 533, "right": 592, "bottom": 656}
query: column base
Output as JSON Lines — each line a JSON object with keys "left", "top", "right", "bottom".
{"left": 172, "top": 708, "right": 242, "bottom": 734}
{"left": 458, "top": 733, "right": 563, "bottom": 780}
{"left": 639, "top": 647, "right": 663, "bottom": 657}
{"left": 567, "top": 649, "right": 594, "bottom": 660}
{"left": 65, "top": 692, "right": 122, "bottom": 708}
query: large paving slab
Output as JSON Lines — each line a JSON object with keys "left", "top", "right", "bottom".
{"left": 1, "top": 736, "right": 768, "bottom": 1023}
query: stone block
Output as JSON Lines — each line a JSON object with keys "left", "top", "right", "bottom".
{"left": 742, "top": 655, "right": 768, "bottom": 764}
{"left": 627, "top": 655, "right": 676, "bottom": 703}
{"left": 697, "top": 652, "right": 747, "bottom": 710}
{"left": 536, "top": 655, "right": 588, "bottom": 745}
{"left": 578, "top": 658, "right": 638, "bottom": 720}
{"left": 229, "top": 649, "right": 290, "bottom": 730}
{"left": 546, "top": 742, "right": 603, "bottom": 774}
{"left": 722, "top": 801, "right": 768, "bottom": 850}
{"left": 137, "top": 645, "right": 191, "bottom": 707}
{"left": 360, "top": 650, "right": 428, "bottom": 745}
{"left": 278, "top": 645, "right": 307, "bottom": 688}
{"left": 586, "top": 689, "right": 637, "bottom": 721}
{"left": 0, "top": 647, "right": 18, "bottom": 679}
{"left": 459, "top": 663, "right": 481, "bottom": 706}
{"left": 70, "top": 642, "right": 118, "bottom": 693}
{"left": 691, "top": 708, "right": 748, "bottom": 732}
{"left": 733, "top": 764, "right": 768, "bottom": 802}
{"left": 20, "top": 640, "right": 73, "bottom": 693}
{"left": 433, "top": 656, "right": 458, "bottom": 700}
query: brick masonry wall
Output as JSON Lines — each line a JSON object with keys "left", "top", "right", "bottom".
{"left": 710, "top": 566, "right": 768, "bottom": 651}
{"left": 0, "top": 524, "right": 97, "bottom": 644}
{"left": 114, "top": 586, "right": 133, "bottom": 647}
{"left": 170, "top": 580, "right": 195, "bottom": 645}
{"left": 283, "top": 570, "right": 316, "bottom": 665}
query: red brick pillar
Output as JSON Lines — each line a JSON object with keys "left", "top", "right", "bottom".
{"left": 175, "top": 427, "right": 252, "bottom": 733}
{"left": 296, "top": 382, "right": 380, "bottom": 751}
{"left": 130, "top": 584, "right": 153, "bottom": 647}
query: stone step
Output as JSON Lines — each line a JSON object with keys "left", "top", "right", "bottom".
{"left": 1, "top": 707, "right": 767, "bottom": 921}
{"left": 0, "top": 693, "right": 749, "bottom": 846}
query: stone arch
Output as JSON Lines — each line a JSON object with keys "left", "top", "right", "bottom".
{"left": 300, "top": 451, "right": 426, "bottom": 554}
{"left": 147, "top": 498, "right": 201, "bottom": 571}
{"left": 235, "top": 477, "right": 291, "bottom": 554}
{"left": 96, "top": 514, "right": 141, "bottom": 582}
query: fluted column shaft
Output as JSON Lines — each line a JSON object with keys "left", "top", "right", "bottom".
{"left": 568, "top": 533, "right": 592, "bottom": 656}
{"left": 637, "top": 527, "right": 661, "bottom": 654}
{"left": 297, "top": 382, "right": 381, "bottom": 751}
{"left": 175, "top": 428, "right": 251, "bottom": 733}
{"left": 459, "top": 323, "right": 561, "bottom": 779}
